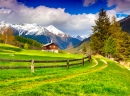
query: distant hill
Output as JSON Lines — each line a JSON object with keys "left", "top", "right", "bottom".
{"left": 119, "top": 15, "right": 130, "bottom": 34}
{"left": 66, "top": 37, "right": 91, "bottom": 54}
{"left": 15, "top": 36, "right": 42, "bottom": 50}
{"left": 75, "top": 37, "right": 90, "bottom": 48}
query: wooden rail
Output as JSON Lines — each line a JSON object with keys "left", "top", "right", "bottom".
{"left": 0, "top": 57, "right": 88, "bottom": 73}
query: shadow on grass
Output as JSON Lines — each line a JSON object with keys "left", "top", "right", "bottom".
{"left": 0, "top": 46, "right": 22, "bottom": 52}
{"left": 0, "top": 50, "right": 14, "bottom": 53}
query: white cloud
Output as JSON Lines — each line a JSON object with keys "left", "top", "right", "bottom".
{"left": 83, "top": 0, "right": 96, "bottom": 7}
{"left": 107, "top": 0, "right": 130, "bottom": 14}
{"left": 0, "top": 0, "right": 97, "bottom": 37}
{"left": 0, "top": 8, "right": 12, "bottom": 14}
{"left": 106, "top": 10, "right": 126, "bottom": 21}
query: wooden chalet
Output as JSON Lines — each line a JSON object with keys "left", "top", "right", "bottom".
{"left": 42, "top": 43, "right": 59, "bottom": 53}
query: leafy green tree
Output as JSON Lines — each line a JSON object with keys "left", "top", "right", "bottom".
{"left": 90, "top": 8, "right": 111, "bottom": 54}
{"left": 82, "top": 43, "right": 87, "bottom": 53}
{"left": 103, "top": 36, "right": 117, "bottom": 58}
{"left": 24, "top": 43, "right": 29, "bottom": 49}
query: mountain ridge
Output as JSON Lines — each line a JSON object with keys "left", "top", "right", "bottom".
{"left": 119, "top": 15, "right": 130, "bottom": 34}
{"left": 0, "top": 21, "right": 80, "bottom": 49}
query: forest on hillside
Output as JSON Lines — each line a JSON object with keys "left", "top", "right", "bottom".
{"left": 0, "top": 27, "right": 42, "bottom": 50}
{"left": 90, "top": 8, "right": 130, "bottom": 61}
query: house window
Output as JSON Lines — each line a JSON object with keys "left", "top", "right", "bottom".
{"left": 53, "top": 46, "right": 55, "bottom": 48}
{"left": 50, "top": 46, "right": 51, "bottom": 48}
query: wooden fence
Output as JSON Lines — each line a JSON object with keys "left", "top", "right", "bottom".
{"left": 0, "top": 57, "right": 88, "bottom": 73}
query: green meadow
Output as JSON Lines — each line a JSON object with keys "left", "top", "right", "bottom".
{"left": 0, "top": 43, "right": 130, "bottom": 96}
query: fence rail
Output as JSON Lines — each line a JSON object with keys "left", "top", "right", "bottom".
{"left": 0, "top": 57, "right": 88, "bottom": 73}
{"left": 0, "top": 59, "right": 31, "bottom": 62}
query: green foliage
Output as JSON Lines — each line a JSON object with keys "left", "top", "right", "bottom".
{"left": 103, "top": 36, "right": 117, "bottom": 58}
{"left": 24, "top": 43, "right": 28, "bottom": 49}
{"left": 82, "top": 43, "right": 87, "bottom": 53}
{"left": 90, "top": 8, "right": 111, "bottom": 54}
{"left": 15, "top": 36, "right": 42, "bottom": 49}
{"left": 90, "top": 10, "right": 130, "bottom": 61}
{"left": 116, "top": 32, "right": 130, "bottom": 60}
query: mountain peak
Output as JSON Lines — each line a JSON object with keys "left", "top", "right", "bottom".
{"left": 45, "top": 25, "right": 65, "bottom": 37}
{"left": 73, "top": 35, "right": 87, "bottom": 41}
{"left": 119, "top": 15, "right": 130, "bottom": 34}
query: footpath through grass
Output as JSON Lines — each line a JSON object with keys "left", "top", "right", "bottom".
{"left": 0, "top": 43, "right": 130, "bottom": 96}
{"left": 0, "top": 56, "right": 130, "bottom": 96}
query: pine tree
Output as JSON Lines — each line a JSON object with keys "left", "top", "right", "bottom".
{"left": 103, "top": 36, "right": 116, "bottom": 58}
{"left": 110, "top": 16, "right": 130, "bottom": 61}
{"left": 90, "top": 8, "right": 111, "bottom": 54}
{"left": 82, "top": 43, "right": 87, "bottom": 53}
{"left": 117, "top": 32, "right": 130, "bottom": 60}
{"left": 0, "top": 33, "right": 2, "bottom": 43}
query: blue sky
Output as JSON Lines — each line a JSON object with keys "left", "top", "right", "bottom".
{"left": 17, "top": 0, "right": 113, "bottom": 14}
{"left": 0, "top": 0, "right": 130, "bottom": 37}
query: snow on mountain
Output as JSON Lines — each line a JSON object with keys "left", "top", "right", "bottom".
{"left": 0, "top": 21, "right": 68, "bottom": 37}
{"left": 73, "top": 35, "right": 87, "bottom": 41}
{"left": 11, "top": 23, "right": 46, "bottom": 35}
{"left": 0, "top": 21, "right": 81, "bottom": 49}
{"left": 45, "top": 25, "right": 67, "bottom": 37}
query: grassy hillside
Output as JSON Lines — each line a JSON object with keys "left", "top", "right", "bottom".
{"left": 0, "top": 43, "right": 130, "bottom": 96}
{"left": 0, "top": 43, "right": 84, "bottom": 59}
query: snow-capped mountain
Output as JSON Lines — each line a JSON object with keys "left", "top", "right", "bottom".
{"left": 73, "top": 35, "right": 87, "bottom": 41}
{"left": 0, "top": 21, "right": 80, "bottom": 49}
{"left": 45, "top": 25, "right": 68, "bottom": 37}
{"left": 0, "top": 21, "right": 68, "bottom": 36}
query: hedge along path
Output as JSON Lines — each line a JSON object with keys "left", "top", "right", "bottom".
{"left": 0, "top": 58, "right": 108, "bottom": 95}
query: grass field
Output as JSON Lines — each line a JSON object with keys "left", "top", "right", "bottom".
{"left": 0, "top": 43, "right": 130, "bottom": 96}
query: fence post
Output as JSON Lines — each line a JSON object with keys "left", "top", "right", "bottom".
{"left": 31, "top": 59, "right": 34, "bottom": 73}
{"left": 82, "top": 58, "right": 84, "bottom": 66}
{"left": 66, "top": 59, "right": 69, "bottom": 69}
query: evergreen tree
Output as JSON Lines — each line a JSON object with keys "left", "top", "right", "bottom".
{"left": 117, "top": 32, "right": 130, "bottom": 61}
{"left": 15, "top": 36, "right": 42, "bottom": 48}
{"left": 0, "top": 33, "right": 2, "bottom": 43}
{"left": 82, "top": 43, "right": 87, "bottom": 53}
{"left": 90, "top": 8, "right": 111, "bottom": 54}
{"left": 110, "top": 16, "right": 130, "bottom": 61}
{"left": 90, "top": 9, "right": 130, "bottom": 61}
{"left": 103, "top": 36, "right": 116, "bottom": 58}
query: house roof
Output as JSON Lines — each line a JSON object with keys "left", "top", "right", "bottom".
{"left": 43, "top": 43, "right": 58, "bottom": 47}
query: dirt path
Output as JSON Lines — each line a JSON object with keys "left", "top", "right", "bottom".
{"left": 0, "top": 58, "right": 108, "bottom": 95}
